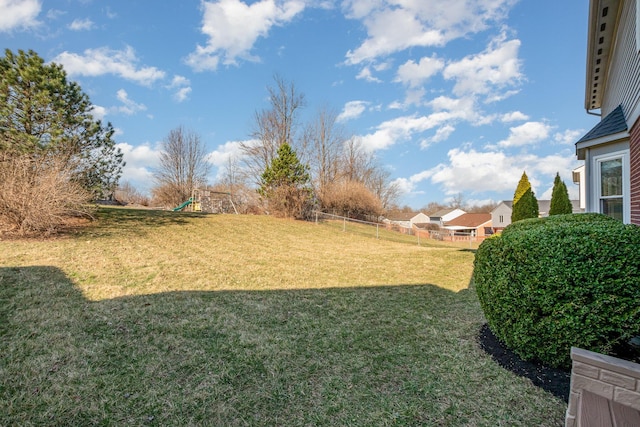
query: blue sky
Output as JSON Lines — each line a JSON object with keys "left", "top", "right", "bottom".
{"left": 2, "top": 0, "right": 595, "bottom": 209}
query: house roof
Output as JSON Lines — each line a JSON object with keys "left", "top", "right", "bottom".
{"left": 495, "top": 199, "right": 583, "bottom": 214}
{"left": 430, "top": 208, "right": 461, "bottom": 218}
{"left": 444, "top": 213, "right": 491, "bottom": 228}
{"left": 495, "top": 200, "right": 513, "bottom": 209}
{"left": 386, "top": 212, "right": 425, "bottom": 221}
{"left": 576, "top": 104, "right": 627, "bottom": 145}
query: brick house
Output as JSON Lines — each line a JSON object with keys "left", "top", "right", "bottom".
{"left": 443, "top": 213, "right": 492, "bottom": 237}
{"left": 575, "top": 0, "right": 640, "bottom": 225}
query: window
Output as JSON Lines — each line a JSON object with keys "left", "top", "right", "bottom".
{"left": 599, "top": 158, "right": 623, "bottom": 220}
{"left": 499, "top": 215, "right": 504, "bottom": 223}
{"left": 594, "top": 151, "right": 630, "bottom": 222}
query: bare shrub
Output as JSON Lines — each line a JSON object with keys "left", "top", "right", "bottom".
{"left": 263, "top": 185, "right": 311, "bottom": 219}
{"left": 114, "top": 181, "right": 150, "bottom": 206}
{"left": 319, "top": 180, "right": 383, "bottom": 220}
{"left": 0, "top": 155, "right": 92, "bottom": 235}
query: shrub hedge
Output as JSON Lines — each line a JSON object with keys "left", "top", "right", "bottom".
{"left": 474, "top": 214, "right": 640, "bottom": 369}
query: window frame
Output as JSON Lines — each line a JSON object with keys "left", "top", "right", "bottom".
{"left": 593, "top": 150, "right": 630, "bottom": 223}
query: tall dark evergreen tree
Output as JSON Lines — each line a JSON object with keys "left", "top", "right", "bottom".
{"left": 511, "top": 171, "right": 539, "bottom": 222}
{"left": 259, "top": 143, "right": 311, "bottom": 218}
{"left": 0, "top": 49, "right": 124, "bottom": 197}
{"left": 549, "top": 172, "right": 573, "bottom": 215}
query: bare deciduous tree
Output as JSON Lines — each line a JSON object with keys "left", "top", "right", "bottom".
{"left": 240, "top": 75, "right": 306, "bottom": 185}
{"left": 114, "top": 181, "right": 149, "bottom": 206}
{"left": 152, "top": 126, "right": 211, "bottom": 208}
{"left": 302, "top": 106, "right": 344, "bottom": 194}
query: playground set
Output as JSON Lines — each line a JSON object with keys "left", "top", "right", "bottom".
{"left": 173, "top": 187, "right": 238, "bottom": 214}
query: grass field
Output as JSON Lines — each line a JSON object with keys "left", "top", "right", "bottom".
{"left": 0, "top": 207, "right": 566, "bottom": 426}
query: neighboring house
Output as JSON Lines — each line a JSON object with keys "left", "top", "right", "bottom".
{"left": 443, "top": 213, "right": 493, "bottom": 237}
{"left": 491, "top": 201, "right": 513, "bottom": 232}
{"left": 491, "top": 200, "right": 583, "bottom": 232}
{"left": 575, "top": 0, "right": 640, "bottom": 225}
{"left": 572, "top": 165, "right": 587, "bottom": 210}
{"left": 428, "top": 208, "right": 465, "bottom": 227}
{"left": 385, "top": 212, "right": 430, "bottom": 229}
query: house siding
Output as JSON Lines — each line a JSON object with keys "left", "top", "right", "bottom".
{"left": 602, "top": 0, "right": 640, "bottom": 121}
{"left": 491, "top": 203, "right": 512, "bottom": 231}
{"left": 631, "top": 119, "right": 640, "bottom": 224}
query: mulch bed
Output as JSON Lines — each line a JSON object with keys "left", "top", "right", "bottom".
{"left": 477, "top": 324, "right": 571, "bottom": 402}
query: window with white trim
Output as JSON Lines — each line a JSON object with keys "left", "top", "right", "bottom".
{"left": 594, "top": 150, "right": 630, "bottom": 222}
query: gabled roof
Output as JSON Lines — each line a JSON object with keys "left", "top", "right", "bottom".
{"left": 494, "top": 199, "right": 583, "bottom": 214}
{"left": 430, "top": 208, "right": 462, "bottom": 218}
{"left": 386, "top": 212, "right": 427, "bottom": 222}
{"left": 386, "top": 212, "right": 419, "bottom": 221}
{"left": 495, "top": 200, "right": 513, "bottom": 209}
{"left": 444, "top": 213, "right": 491, "bottom": 228}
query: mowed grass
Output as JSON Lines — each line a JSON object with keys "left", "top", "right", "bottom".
{"left": 0, "top": 207, "right": 566, "bottom": 426}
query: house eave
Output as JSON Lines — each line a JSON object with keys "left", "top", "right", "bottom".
{"left": 575, "top": 129, "right": 629, "bottom": 159}
{"left": 584, "top": 0, "right": 621, "bottom": 111}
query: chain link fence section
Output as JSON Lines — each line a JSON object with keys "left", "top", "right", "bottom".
{"left": 311, "top": 211, "right": 482, "bottom": 248}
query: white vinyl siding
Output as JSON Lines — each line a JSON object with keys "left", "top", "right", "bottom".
{"left": 602, "top": 0, "right": 640, "bottom": 120}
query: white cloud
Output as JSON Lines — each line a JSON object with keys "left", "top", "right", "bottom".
{"left": 501, "top": 111, "right": 529, "bottom": 122}
{"left": 360, "top": 113, "right": 455, "bottom": 151}
{"left": 116, "top": 142, "right": 162, "bottom": 189}
{"left": 0, "top": 0, "right": 41, "bottom": 32}
{"left": 392, "top": 169, "right": 435, "bottom": 195}
{"left": 167, "top": 75, "right": 192, "bottom": 102}
{"left": 337, "top": 100, "right": 369, "bottom": 122}
{"left": 186, "top": 0, "right": 305, "bottom": 71}
{"left": 68, "top": 18, "right": 94, "bottom": 31}
{"left": 53, "top": 46, "right": 165, "bottom": 86}
{"left": 496, "top": 121, "right": 552, "bottom": 148}
{"left": 421, "top": 124, "right": 455, "bottom": 148}
{"left": 355, "top": 66, "right": 381, "bottom": 83}
{"left": 46, "top": 9, "right": 65, "bottom": 20}
{"left": 420, "top": 147, "right": 580, "bottom": 198}
{"left": 174, "top": 87, "right": 192, "bottom": 103}
{"left": 206, "top": 139, "right": 250, "bottom": 167}
{"left": 554, "top": 129, "right": 583, "bottom": 145}
{"left": 90, "top": 105, "right": 107, "bottom": 121}
{"left": 113, "top": 89, "right": 147, "bottom": 115}
{"left": 343, "top": 0, "right": 515, "bottom": 65}
{"left": 443, "top": 33, "right": 523, "bottom": 98}
{"left": 395, "top": 55, "right": 444, "bottom": 88}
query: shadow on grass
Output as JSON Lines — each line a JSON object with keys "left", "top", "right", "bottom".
{"left": 84, "top": 207, "right": 209, "bottom": 237}
{"left": 0, "top": 266, "right": 567, "bottom": 426}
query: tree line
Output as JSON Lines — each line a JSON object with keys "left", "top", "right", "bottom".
{"left": 0, "top": 48, "right": 573, "bottom": 235}
{"left": 0, "top": 49, "right": 400, "bottom": 234}
{"left": 150, "top": 75, "right": 400, "bottom": 219}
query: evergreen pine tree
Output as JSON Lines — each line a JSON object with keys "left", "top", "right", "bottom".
{"left": 511, "top": 171, "right": 539, "bottom": 222}
{"left": 259, "top": 143, "right": 311, "bottom": 218}
{"left": 549, "top": 172, "right": 573, "bottom": 215}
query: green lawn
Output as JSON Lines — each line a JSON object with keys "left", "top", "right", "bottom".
{"left": 0, "top": 207, "right": 566, "bottom": 426}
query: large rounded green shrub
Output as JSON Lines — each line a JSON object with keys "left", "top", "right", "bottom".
{"left": 474, "top": 214, "right": 640, "bottom": 369}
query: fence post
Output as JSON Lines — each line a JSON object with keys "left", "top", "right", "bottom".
{"left": 343, "top": 217, "right": 346, "bottom": 232}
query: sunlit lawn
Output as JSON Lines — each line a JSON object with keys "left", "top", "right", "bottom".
{"left": 0, "top": 207, "right": 566, "bottom": 426}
